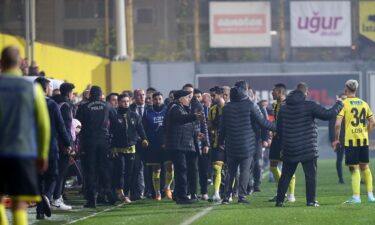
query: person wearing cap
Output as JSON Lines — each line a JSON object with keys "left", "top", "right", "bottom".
{"left": 165, "top": 90, "right": 204, "bottom": 204}
{"left": 51, "top": 82, "right": 76, "bottom": 211}
{"left": 76, "top": 86, "right": 116, "bottom": 208}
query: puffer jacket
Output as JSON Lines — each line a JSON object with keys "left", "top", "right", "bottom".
{"left": 219, "top": 86, "right": 275, "bottom": 158}
{"left": 165, "top": 103, "right": 198, "bottom": 152}
{"left": 277, "top": 90, "right": 343, "bottom": 163}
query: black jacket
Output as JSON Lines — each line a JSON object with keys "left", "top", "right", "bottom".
{"left": 277, "top": 90, "right": 343, "bottom": 163}
{"left": 110, "top": 107, "right": 147, "bottom": 148}
{"left": 53, "top": 95, "right": 74, "bottom": 142}
{"left": 75, "top": 100, "right": 114, "bottom": 142}
{"left": 328, "top": 116, "right": 345, "bottom": 144}
{"left": 129, "top": 103, "right": 151, "bottom": 141}
{"left": 219, "top": 87, "right": 275, "bottom": 158}
{"left": 165, "top": 103, "right": 198, "bottom": 152}
{"left": 253, "top": 104, "right": 270, "bottom": 142}
{"left": 46, "top": 97, "right": 72, "bottom": 160}
{"left": 190, "top": 96, "right": 210, "bottom": 151}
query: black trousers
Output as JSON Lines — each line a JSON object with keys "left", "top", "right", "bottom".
{"left": 336, "top": 145, "right": 345, "bottom": 180}
{"left": 53, "top": 153, "right": 70, "bottom": 199}
{"left": 37, "top": 159, "right": 58, "bottom": 214}
{"left": 198, "top": 153, "right": 210, "bottom": 195}
{"left": 249, "top": 140, "right": 262, "bottom": 190}
{"left": 113, "top": 153, "right": 135, "bottom": 196}
{"left": 81, "top": 138, "right": 112, "bottom": 202}
{"left": 276, "top": 158, "right": 317, "bottom": 203}
{"left": 171, "top": 151, "right": 198, "bottom": 200}
{"left": 224, "top": 156, "right": 252, "bottom": 199}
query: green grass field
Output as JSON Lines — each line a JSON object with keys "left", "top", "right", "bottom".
{"left": 27, "top": 159, "right": 375, "bottom": 225}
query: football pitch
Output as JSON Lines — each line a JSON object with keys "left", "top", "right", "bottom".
{"left": 27, "top": 159, "right": 375, "bottom": 225}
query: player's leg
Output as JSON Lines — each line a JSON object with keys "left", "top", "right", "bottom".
{"left": 0, "top": 196, "right": 8, "bottom": 225}
{"left": 345, "top": 146, "right": 361, "bottom": 204}
{"left": 212, "top": 161, "right": 224, "bottom": 201}
{"left": 359, "top": 146, "right": 374, "bottom": 202}
{"left": 164, "top": 161, "right": 174, "bottom": 200}
{"left": 151, "top": 165, "right": 162, "bottom": 201}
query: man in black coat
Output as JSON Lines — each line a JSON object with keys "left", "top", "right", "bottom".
{"left": 34, "top": 77, "right": 72, "bottom": 219}
{"left": 219, "top": 81, "right": 275, "bottom": 204}
{"left": 76, "top": 86, "right": 115, "bottom": 208}
{"left": 165, "top": 90, "right": 204, "bottom": 204}
{"left": 182, "top": 84, "right": 210, "bottom": 200}
{"left": 275, "top": 83, "right": 343, "bottom": 207}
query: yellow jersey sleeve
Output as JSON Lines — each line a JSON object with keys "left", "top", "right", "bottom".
{"left": 34, "top": 84, "right": 51, "bottom": 160}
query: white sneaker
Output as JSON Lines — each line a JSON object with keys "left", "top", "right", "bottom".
{"left": 228, "top": 196, "right": 233, "bottom": 202}
{"left": 287, "top": 194, "right": 296, "bottom": 203}
{"left": 124, "top": 196, "right": 132, "bottom": 204}
{"left": 52, "top": 197, "right": 72, "bottom": 210}
{"left": 201, "top": 194, "right": 209, "bottom": 201}
{"left": 212, "top": 194, "right": 221, "bottom": 202}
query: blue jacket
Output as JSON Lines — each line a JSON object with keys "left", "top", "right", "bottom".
{"left": 143, "top": 106, "right": 166, "bottom": 149}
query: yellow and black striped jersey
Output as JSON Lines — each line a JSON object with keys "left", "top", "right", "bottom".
{"left": 208, "top": 104, "right": 223, "bottom": 148}
{"left": 337, "top": 97, "right": 373, "bottom": 147}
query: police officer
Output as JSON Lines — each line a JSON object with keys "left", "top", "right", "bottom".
{"left": 76, "top": 86, "right": 115, "bottom": 208}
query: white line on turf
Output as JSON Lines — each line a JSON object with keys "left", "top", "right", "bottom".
{"left": 179, "top": 170, "right": 270, "bottom": 225}
{"left": 179, "top": 206, "right": 214, "bottom": 225}
{"left": 63, "top": 203, "right": 124, "bottom": 225}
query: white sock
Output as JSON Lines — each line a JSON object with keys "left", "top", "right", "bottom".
{"left": 368, "top": 192, "right": 374, "bottom": 198}
{"left": 353, "top": 195, "right": 360, "bottom": 200}
{"left": 214, "top": 190, "right": 219, "bottom": 196}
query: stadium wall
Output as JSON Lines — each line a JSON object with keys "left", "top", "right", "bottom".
{"left": 0, "top": 33, "right": 110, "bottom": 94}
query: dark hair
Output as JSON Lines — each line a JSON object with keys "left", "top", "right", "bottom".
{"left": 147, "top": 87, "right": 157, "bottom": 93}
{"left": 215, "top": 87, "right": 224, "bottom": 95}
{"left": 118, "top": 93, "right": 130, "bottom": 101}
{"left": 182, "top": 83, "right": 194, "bottom": 90}
{"left": 89, "top": 86, "right": 102, "bottom": 101}
{"left": 194, "top": 88, "right": 202, "bottom": 95}
{"left": 296, "top": 82, "right": 308, "bottom": 93}
{"left": 152, "top": 91, "right": 163, "bottom": 98}
{"left": 106, "top": 93, "right": 119, "bottom": 102}
{"left": 234, "top": 80, "right": 248, "bottom": 90}
{"left": 34, "top": 77, "right": 50, "bottom": 92}
{"left": 0, "top": 46, "right": 20, "bottom": 70}
{"left": 274, "top": 83, "right": 287, "bottom": 94}
{"left": 60, "top": 82, "right": 75, "bottom": 97}
{"left": 169, "top": 90, "right": 176, "bottom": 95}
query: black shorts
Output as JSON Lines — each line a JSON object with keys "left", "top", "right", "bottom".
{"left": 269, "top": 137, "right": 281, "bottom": 161}
{"left": 146, "top": 147, "right": 172, "bottom": 165}
{"left": 0, "top": 158, "right": 41, "bottom": 202}
{"left": 211, "top": 148, "right": 225, "bottom": 162}
{"left": 345, "top": 146, "right": 369, "bottom": 165}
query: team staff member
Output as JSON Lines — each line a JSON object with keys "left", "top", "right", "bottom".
{"left": 329, "top": 93, "right": 347, "bottom": 184}
{"left": 34, "top": 77, "right": 72, "bottom": 220}
{"left": 165, "top": 90, "right": 204, "bottom": 204}
{"left": 51, "top": 82, "right": 75, "bottom": 211}
{"left": 269, "top": 83, "right": 296, "bottom": 203}
{"left": 0, "top": 46, "right": 50, "bottom": 225}
{"left": 182, "top": 84, "right": 209, "bottom": 200}
{"left": 219, "top": 81, "right": 275, "bottom": 204}
{"left": 208, "top": 86, "right": 225, "bottom": 202}
{"left": 143, "top": 92, "right": 173, "bottom": 201}
{"left": 276, "top": 83, "right": 342, "bottom": 207}
{"left": 111, "top": 94, "right": 148, "bottom": 204}
{"left": 333, "top": 80, "right": 375, "bottom": 204}
{"left": 76, "top": 86, "right": 115, "bottom": 208}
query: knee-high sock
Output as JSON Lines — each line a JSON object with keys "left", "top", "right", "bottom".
{"left": 351, "top": 168, "right": 361, "bottom": 196}
{"left": 270, "top": 166, "right": 281, "bottom": 185}
{"left": 213, "top": 163, "right": 222, "bottom": 195}
{"left": 13, "top": 209, "right": 27, "bottom": 225}
{"left": 362, "top": 167, "right": 373, "bottom": 193}
{"left": 288, "top": 174, "right": 296, "bottom": 195}
{"left": 0, "top": 203, "right": 8, "bottom": 225}
{"left": 164, "top": 170, "right": 174, "bottom": 189}
{"left": 152, "top": 171, "right": 161, "bottom": 193}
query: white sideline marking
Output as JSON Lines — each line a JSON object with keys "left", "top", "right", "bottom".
{"left": 179, "top": 206, "right": 214, "bottom": 225}
{"left": 63, "top": 203, "right": 124, "bottom": 225}
{"left": 180, "top": 170, "right": 270, "bottom": 225}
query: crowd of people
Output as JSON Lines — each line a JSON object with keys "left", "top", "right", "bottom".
{"left": 1, "top": 45, "right": 375, "bottom": 225}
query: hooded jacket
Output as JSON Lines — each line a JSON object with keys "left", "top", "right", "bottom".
{"left": 219, "top": 86, "right": 275, "bottom": 158}
{"left": 277, "top": 90, "right": 343, "bottom": 163}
